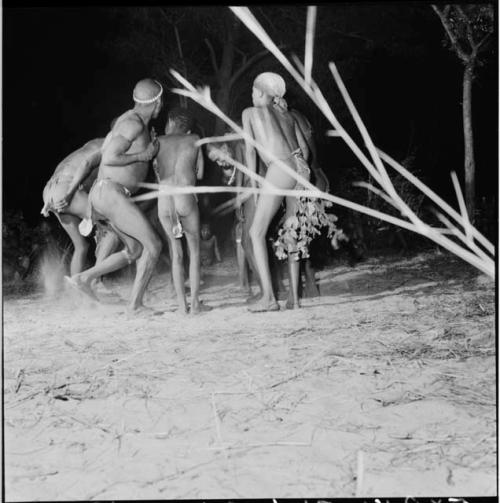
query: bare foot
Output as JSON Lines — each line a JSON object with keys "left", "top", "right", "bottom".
{"left": 246, "top": 292, "right": 263, "bottom": 304}
{"left": 93, "top": 281, "right": 119, "bottom": 297}
{"left": 239, "top": 285, "right": 252, "bottom": 296}
{"left": 276, "top": 290, "right": 288, "bottom": 301}
{"left": 190, "top": 301, "right": 213, "bottom": 315}
{"left": 127, "top": 304, "right": 163, "bottom": 316}
{"left": 304, "top": 284, "right": 320, "bottom": 298}
{"left": 248, "top": 300, "right": 280, "bottom": 313}
{"left": 285, "top": 298, "right": 300, "bottom": 310}
{"left": 65, "top": 275, "right": 99, "bottom": 302}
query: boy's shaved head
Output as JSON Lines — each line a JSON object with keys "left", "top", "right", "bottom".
{"left": 168, "top": 107, "right": 195, "bottom": 133}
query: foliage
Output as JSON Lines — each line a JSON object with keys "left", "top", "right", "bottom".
{"left": 273, "top": 198, "right": 342, "bottom": 260}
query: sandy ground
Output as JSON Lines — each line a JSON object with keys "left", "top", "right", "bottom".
{"left": 3, "top": 250, "right": 496, "bottom": 500}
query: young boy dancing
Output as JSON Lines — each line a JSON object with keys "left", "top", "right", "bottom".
{"left": 155, "top": 107, "right": 211, "bottom": 314}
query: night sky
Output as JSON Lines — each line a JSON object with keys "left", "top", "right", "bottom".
{"left": 3, "top": 3, "right": 498, "bottom": 228}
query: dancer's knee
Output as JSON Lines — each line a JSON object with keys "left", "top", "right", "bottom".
{"left": 121, "top": 247, "right": 139, "bottom": 264}
{"left": 144, "top": 235, "right": 162, "bottom": 260}
{"left": 249, "top": 223, "right": 265, "bottom": 242}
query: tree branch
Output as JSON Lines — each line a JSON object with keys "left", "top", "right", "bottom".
{"left": 431, "top": 5, "right": 470, "bottom": 63}
{"left": 205, "top": 38, "right": 219, "bottom": 75}
{"left": 476, "top": 32, "right": 492, "bottom": 53}
{"left": 229, "top": 48, "right": 270, "bottom": 88}
{"left": 456, "top": 6, "right": 477, "bottom": 52}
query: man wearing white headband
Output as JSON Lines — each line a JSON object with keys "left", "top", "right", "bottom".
{"left": 242, "top": 71, "right": 310, "bottom": 312}
{"left": 65, "top": 78, "right": 163, "bottom": 313}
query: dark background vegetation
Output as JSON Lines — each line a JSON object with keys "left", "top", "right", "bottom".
{"left": 3, "top": 3, "right": 497, "bottom": 255}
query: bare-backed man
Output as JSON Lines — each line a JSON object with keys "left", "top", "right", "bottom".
{"left": 41, "top": 138, "right": 120, "bottom": 275}
{"left": 66, "top": 78, "right": 163, "bottom": 312}
{"left": 155, "top": 107, "right": 211, "bottom": 315}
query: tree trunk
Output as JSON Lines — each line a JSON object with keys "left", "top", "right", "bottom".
{"left": 213, "top": 18, "right": 238, "bottom": 135}
{"left": 173, "top": 24, "right": 188, "bottom": 108}
{"left": 462, "top": 62, "right": 476, "bottom": 222}
{"left": 214, "top": 86, "right": 231, "bottom": 135}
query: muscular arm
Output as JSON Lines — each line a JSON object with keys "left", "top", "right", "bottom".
{"left": 67, "top": 149, "right": 101, "bottom": 194}
{"left": 102, "top": 119, "right": 158, "bottom": 167}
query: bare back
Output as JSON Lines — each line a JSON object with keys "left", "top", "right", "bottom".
{"left": 49, "top": 138, "right": 103, "bottom": 188}
{"left": 42, "top": 138, "right": 104, "bottom": 217}
{"left": 243, "top": 105, "right": 307, "bottom": 165}
{"left": 155, "top": 134, "right": 201, "bottom": 186}
{"left": 99, "top": 110, "right": 151, "bottom": 192}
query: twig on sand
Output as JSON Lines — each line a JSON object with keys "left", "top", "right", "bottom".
{"left": 211, "top": 393, "right": 224, "bottom": 446}
{"left": 206, "top": 440, "right": 311, "bottom": 451}
{"left": 269, "top": 350, "right": 329, "bottom": 389}
{"left": 355, "top": 450, "right": 364, "bottom": 497}
{"left": 14, "top": 368, "right": 25, "bottom": 393}
{"left": 58, "top": 412, "right": 113, "bottom": 435}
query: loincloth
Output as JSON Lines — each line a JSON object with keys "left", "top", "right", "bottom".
{"left": 79, "top": 178, "right": 131, "bottom": 236}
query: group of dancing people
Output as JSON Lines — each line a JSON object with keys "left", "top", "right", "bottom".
{"left": 41, "top": 72, "right": 330, "bottom": 315}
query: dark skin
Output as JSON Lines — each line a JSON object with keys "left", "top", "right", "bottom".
{"left": 287, "top": 108, "right": 332, "bottom": 301}
{"left": 41, "top": 139, "right": 120, "bottom": 275}
{"left": 242, "top": 85, "right": 310, "bottom": 312}
{"left": 208, "top": 139, "right": 264, "bottom": 298}
{"left": 155, "top": 118, "right": 210, "bottom": 315}
{"left": 68, "top": 82, "right": 163, "bottom": 312}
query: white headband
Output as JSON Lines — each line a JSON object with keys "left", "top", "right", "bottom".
{"left": 133, "top": 81, "right": 163, "bottom": 104}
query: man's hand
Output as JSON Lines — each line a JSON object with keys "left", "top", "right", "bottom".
{"left": 53, "top": 192, "right": 74, "bottom": 212}
{"left": 141, "top": 137, "right": 160, "bottom": 162}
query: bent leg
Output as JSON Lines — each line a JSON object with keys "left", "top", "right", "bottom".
{"left": 73, "top": 185, "right": 161, "bottom": 310}
{"left": 57, "top": 213, "right": 89, "bottom": 275}
{"left": 248, "top": 193, "right": 284, "bottom": 311}
{"left": 95, "top": 226, "right": 121, "bottom": 264}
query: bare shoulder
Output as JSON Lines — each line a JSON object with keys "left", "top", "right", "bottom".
{"left": 242, "top": 107, "right": 256, "bottom": 119}
{"left": 114, "top": 112, "right": 144, "bottom": 140}
{"left": 186, "top": 133, "right": 200, "bottom": 146}
{"left": 81, "top": 138, "right": 104, "bottom": 152}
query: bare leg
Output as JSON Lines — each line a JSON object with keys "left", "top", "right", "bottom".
{"left": 248, "top": 191, "right": 286, "bottom": 312}
{"left": 286, "top": 252, "right": 301, "bottom": 309}
{"left": 70, "top": 184, "right": 161, "bottom": 310}
{"left": 159, "top": 197, "right": 188, "bottom": 314}
{"left": 241, "top": 199, "right": 263, "bottom": 301}
{"left": 95, "top": 227, "right": 121, "bottom": 264}
{"left": 183, "top": 210, "right": 211, "bottom": 314}
{"left": 236, "top": 240, "right": 250, "bottom": 292}
{"left": 57, "top": 213, "right": 89, "bottom": 275}
{"left": 92, "top": 227, "right": 122, "bottom": 293}
{"left": 303, "top": 258, "right": 319, "bottom": 297}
